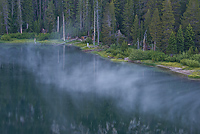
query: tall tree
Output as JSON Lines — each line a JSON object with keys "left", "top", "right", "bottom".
{"left": 101, "top": 2, "right": 116, "bottom": 45}
{"left": 45, "top": 0, "right": 55, "bottom": 33}
{"left": 177, "top": 25, "right": 184, "bottom": 53}
{"left": 18, "top": 0, "right": 22, "bottom": 33}
{"left": 122, "top": 0, "right": 134, "bottom": 40}
{"left": 23, "top": 0, "right": 34, "bottom": 31}
{"left": 184, "top": 23, "right": 195, "bottom": 51}
{"left": 144, "top": 9, "right": 152, "bottom": 45}
{"left": 181, "top": 0, "right": 200, "bottom": 46}
{"left": 171, "top": 0, "right": 181, "bottom": 31}
{"left": 167, "top": 31, "right": 177, "bottom": 54}
{"left": 131, "top": 15, "right": 139, "bottom": 46}
{"left": 149, "top": 8, "right": 162, "bottom": 51}
{"left": 2, "top": 0, "right": 9, "bottom": 34}
{"left": 161, "top": 0, "right": 175, "bottom": 52}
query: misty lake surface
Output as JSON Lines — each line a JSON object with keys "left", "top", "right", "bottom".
{"left": 0, "top": 43, "right": 200, "bottom": 134}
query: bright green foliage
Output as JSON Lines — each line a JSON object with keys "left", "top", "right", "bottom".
{"left": 167, "top": 31, "right": 177, "bottom": 54}
{"left": 188, "top": 46, "right": 194, "bottom": 55}
{"left": 149, "top": 8, "right": 162, "bottom": 50}
{"left": 181, "top": 0, "right": 200, "bottom": 45}
{"left": 195, "top": 47, "right": 199, "bottom": 54}
{"left": 121, "top": 40, "right": 128, "bottom": 52}
{"left": 131, "top": 15, "right": 139, "bottom": 44}
{"left": 45, "top": 1, "right": 55, "bottom": 33}
{"left": 184, "top": 24, "right": 195, "bottom": 51}
{"left": 177, "top": 25, "right": 184, "bottom": 52}
{"left": 180, "top": 59, "right": 200, "bottom": 67}
{"left": 161, "top": 0, "right": 175, "bottom": 52}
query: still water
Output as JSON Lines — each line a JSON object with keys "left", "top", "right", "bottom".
{"left": 0, "top": 44, "right": 200, "bottom": 134}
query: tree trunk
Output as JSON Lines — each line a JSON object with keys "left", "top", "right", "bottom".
{"left": 93, "top": 2, "right": 96, "bottom": 46}
{"left": 137, "top": 38, "right": 139, "bottom": 49}
{"left": 63, "top": 12, "right": 65, "bottom": 41}
{"left": 97, "top": 0, "right": 99, "bottom": 46}
{"left": 154, "top": 41, "right": 156, "bottom": 51}
{"left": 18, "top": 0, "right": 22, "bottom": 33}
{"left": 57, "top": 16, "right": 59, "bottom": 32}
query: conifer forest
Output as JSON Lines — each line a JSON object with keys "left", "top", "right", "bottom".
{"left": 0, "top": 0, "right": 200, "bottom": 53}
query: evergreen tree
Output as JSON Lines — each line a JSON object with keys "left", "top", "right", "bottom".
{"left": 161, "top": 0, "right": 175, "bottom": 52}
{"left": 122, "top": 0, "right": 134, "bottom": 40}
{"left": 181, "top": 0, "right": 200, "bottom": 45}
{"left": 0, "top": 0, "right": 2, "bottom": 34}
{"left": 45, "top": 1, "right": 55, "bottom": 33}
{"left": 167, "top": 31, "right": 177, "bottom": 54}
{"left": 131, "top": 15, "right": 139, "bottom": 45}
{"left": 184, "top": 23, "right": 195, "bottom": 51}
{"left": 101, "top": 2, "right": 116, "bottom": 45}
{"left": 23, "top": 0, "right": 34, "bottom": 32}
{"left": 144, "top": 9, "right": 152, "bottom": 45}
{"left": 149, "top": 8, "right": 162, "bottom": 51}
{"left": 2, "top": 0, "right": 9, "bottom": 34}
{"left": 177, "top": 25, "right": 184, "bottom": 53}
{"left": 171, "top": 0, "right": 181, "bottom": 31}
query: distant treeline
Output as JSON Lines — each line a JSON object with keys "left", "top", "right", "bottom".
{"left": 0, "top": 0, "right": 200, "bottom": 53}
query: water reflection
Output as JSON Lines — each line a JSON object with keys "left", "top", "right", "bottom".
{"left": 0, "top": 44, "right": 200, "bottom": 133}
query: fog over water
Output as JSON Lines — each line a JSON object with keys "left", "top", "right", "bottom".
{"left": 0, "top": 43, "right": 200, "bottom": 133}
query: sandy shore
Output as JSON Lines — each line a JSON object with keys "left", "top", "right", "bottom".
{"left": 156, "top": 65, "right": 193, "bottom": 76}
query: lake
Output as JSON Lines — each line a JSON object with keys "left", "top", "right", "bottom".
{"left": 0, "top": 43, "right": 200, "bottom": 134}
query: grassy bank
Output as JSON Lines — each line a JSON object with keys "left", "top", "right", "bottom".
{"left": 0, "top": 38, "right": 65, "bottom": 45}
{"left": 73, "top": 42, "right": 200, "bottom": 79}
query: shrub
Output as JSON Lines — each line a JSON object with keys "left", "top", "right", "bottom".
{"left": 49, "top": 32, "right": 60, "bottom": 39}
{"left": 190, "top": 54, "right": 200, "bottom": 63}
{"left": 129, "top": 49, "right": 147, "bottom": 60}
{"left": 165, "top": 56, "right": 176, "bottom": 62}
{"left": 36, "top": 33, "right": 50, "bottom": 41}
{"left": 9, "top": 33, "right": 36, "bottom": 39}
{"left": 1, "top": 34, "right": 12, "bottom": 41}
{"left": 180, "top": 59, "right": 200, "bottom": 67}
{"left": 175, "top": 52, "right": 190, "bottom": 62}
{"left": 150, "top": 51, "right": 166, "bottom": 61}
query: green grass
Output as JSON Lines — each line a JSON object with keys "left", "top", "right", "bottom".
{"left": 158, "top": 62, "right": 183, "bottom": 68}
{"left": 0, "top": 38, "right": 65, "bottom": 45}
{"left": 38, "top": 39, "right": 65, "bottom": 44}
{"left": 111, "top": 59, "right": 127, "bottom": 62}
{"left": 188, "top": 71, "right": 200, "bottom": 79}
{"left": 141, "top": 60, "right": 157, "bottom": 66}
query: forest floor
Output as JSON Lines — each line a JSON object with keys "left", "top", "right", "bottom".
{"left": 72, "top": 41, "right": 200, "bottom": 80}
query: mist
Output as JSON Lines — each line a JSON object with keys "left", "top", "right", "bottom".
{"left": 1, "top": 43, "right": 200, "bottom": 133}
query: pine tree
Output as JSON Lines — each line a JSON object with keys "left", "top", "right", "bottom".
{"left": 131, "top": 15, "right": 139, "bottom": 45}
{"left": 177, "top": 25, "right": 184, "bottom": 53}
{"left": 184, "top": 23, "right": 195, "bottom": 51}
{"left": 144, "top": 9, "right": 152, "bottom": 45}
{"left": 171, "top": 0, "right": 181, "bottom": 31}
{"left": 23, "top": 0, "right": 34, "bottom": 32}
{"left": 0, "top": 0, "right": 2, "bottom": 34}
{"left": 101, "top": 2, "right": 116, "bottom": 45}
{"left": 161, "top": 0, "right": 175, "bottom": 52}
{"left": 2, "top": 0, "right": 9, "bottom": 34}
{"left": 149, "top": 8, "right": 162, "bottom": 51}
{"left": 181, "top": 0, "right": 200, "bottom": 45}
{"left": 167, "top": 31, "right": 177, "bottom": 54}
{"left": 122, "top": 0, "right": 134, "bottom": 40}
{"left": 45, "top": 1, "right": 55, "bottom": 33}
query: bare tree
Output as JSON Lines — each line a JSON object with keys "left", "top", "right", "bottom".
{"left": 18, "top": 0, "right": 22, "bottom": 33}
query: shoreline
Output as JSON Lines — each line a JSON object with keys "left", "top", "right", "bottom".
{"left": 71, "top": 42, "right": 200, "bottom": 80}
